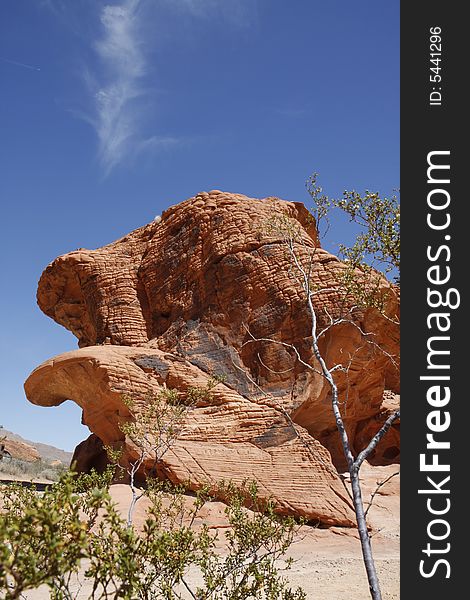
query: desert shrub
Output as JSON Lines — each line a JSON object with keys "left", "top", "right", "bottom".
{"left": 0, "top": 458, "right": 66, "bottom": 481}
{"left": 0, "top": 469, "right": 306, "bottom": 599}
{"left": 0, "top": 470, "right": 99, "bottom": 599}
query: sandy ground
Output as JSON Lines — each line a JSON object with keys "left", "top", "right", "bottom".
{"left": 2, "top": 463, "right": 399, "bottom": 599}
{"left": 278, "top": 463, "right": 399, "bottom": 599}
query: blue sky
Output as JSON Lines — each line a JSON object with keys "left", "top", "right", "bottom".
{"left": 0, "top": 0, "right": 399, "bottom": 452}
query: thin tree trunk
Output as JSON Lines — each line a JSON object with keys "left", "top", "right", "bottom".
{"left": 307, "top": 287, "right": 383, "bottom": 600}
{"left": 331, "top": 381, "right": 383, "bottom": 600}
{"left": 350, "top": 467, "right": 382, "bottom": 600}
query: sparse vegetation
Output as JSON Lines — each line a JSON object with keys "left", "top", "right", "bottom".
{"left": 105, "top": 378, "right": 227, "bottom": 527}
{"left": 0, "top": 469, "right": 306, "bottom": 599}
{"left": 0, "top": 457, "right": 66, "bottom": 482}
{"left": 1, "top": 380, "right": 305, "bottom": 599}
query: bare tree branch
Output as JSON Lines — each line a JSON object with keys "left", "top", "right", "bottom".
{"left": 354, "top": 411, "right": 400, "bottom": 470}
{"left": 364, "top": 471, "right": 400, "bottom": 519}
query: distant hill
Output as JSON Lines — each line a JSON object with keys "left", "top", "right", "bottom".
{"left": 1, "top": 428, "right": 72, "bottom": 465}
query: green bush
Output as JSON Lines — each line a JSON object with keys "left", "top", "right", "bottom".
{"left": 0, "top": 469, "right": 306, "bottom": 599}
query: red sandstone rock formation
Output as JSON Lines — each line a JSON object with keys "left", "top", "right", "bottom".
{"left": 25, "top": 190, "right": 399, "bottom": 525}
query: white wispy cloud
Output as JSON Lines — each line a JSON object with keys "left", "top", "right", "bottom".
{"left": 45, "top": 0, "right": 258, "bottom": 175}
{"left": 89, "top": 0, "right": 148, "bottom": 175}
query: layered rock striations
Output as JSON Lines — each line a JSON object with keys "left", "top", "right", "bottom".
{"left": 25, "top": 190, "right": 400, "bottom": 525}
